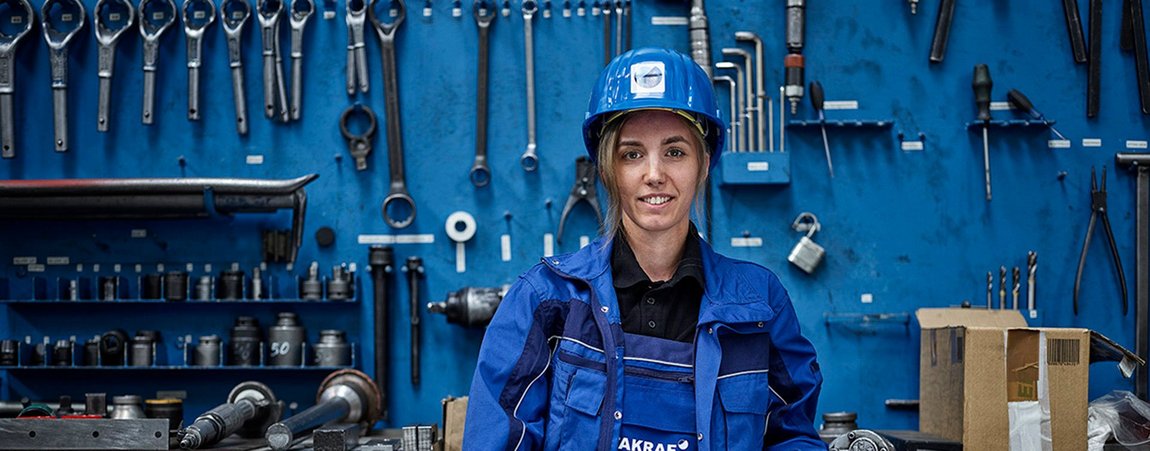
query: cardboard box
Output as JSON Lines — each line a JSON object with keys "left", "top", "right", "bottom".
{"left": 917, "top": 308, "right": 1142, "bottom": 451}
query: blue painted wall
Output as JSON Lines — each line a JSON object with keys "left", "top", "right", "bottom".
{"left": 1, "top": 0, "right": 1148, "bottom": 434}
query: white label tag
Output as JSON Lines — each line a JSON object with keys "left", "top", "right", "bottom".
{"left": 12, "top": 257, "right": 36, "bottom": 265}
{"left": 1127, "top": 140, "right": 1148, "bottom": 149}
{"left": 27, "top": 264, "right": 45, "bottom": 273}
{"left": 135, "top": 264, "right": 143, "bottom": 273}
{"left": 501, "top": 234, "right": 512, "bottom": 262}
{"left": 823, "top": 100, "right": 859, "bottom": 110}
{"left": 543, "top": 233, "right": 554, "bottom": 257}
{"left": 861, "top": 293, "right": 874, "bottom": 304}
{"left": 901, "top": 141, "right": 924, "bottom": 151}
{"left": 1083, "top": 138, "right": 1103, "bottom": 147}
{"left": 990, "top": 101, "right": 1012, "bottom": 111}
{"left": 650, "top": 16, "right": 687, "bottom": 25}
{"left": 731, "top": 237, "right": 763, "bottom": 247}
{"left": 357, "top": 234, "right": 436, "bottom": 244}
{"left": 579, "top": 236, "right": 590, "bottom": 248}
{"left": 46, "top": 257, "right": 69, "bottom": 265}
{"left": 113, "top": 264, "right": 122, "bottom": 273}
{"left": 629, "top": 62, "right": 666, "bottom": 96}
{"left": 246, "top": 155, "right": 264, "bottom": 165}
{"left": 1048, "top": 140, "right": 1071, "bottom": 149}
{"left": 746, "top": 162, "right": 769, "bottom": 172}
{"left": 131, "top": 229, "right": 147, "bottom": 238}
{"left": 93, "top": 264, "right": 102, "bottom": 272}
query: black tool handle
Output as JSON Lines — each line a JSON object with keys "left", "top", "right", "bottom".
{"left": 1006, "top": 89, "right": 1040, "bottom": 119}
{"left": 1088, "top": 0, "right": 1102, "bottom": 117}
{"left": 1062, "top": 0, "right": 1088, "bottom": 63}
{"left": 809, "top": 81, "right": 825, "bottom": 113}
{"left": 368, "top": 246, "right": 393, "bottom": 421}
{"left": 973, "top": 64, "right": 993, "bottom": 122}
{"left": 1129, "top": 0, "right": 1150, "bottom": 113}
{"left": 929, "top": 0, "right": 956, "bottom": 62}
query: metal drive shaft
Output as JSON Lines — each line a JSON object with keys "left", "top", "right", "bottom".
{"left": 179, "top": 381, "right": 281, "bottom": 449}
{"left": 369, "top": 246, "right": 393, "bottom": 421}
{"left": 264, "top": 369, "right": 381, "bottom": 450}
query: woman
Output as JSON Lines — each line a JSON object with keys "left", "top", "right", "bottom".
{"left": 464, "top": 48, "right": 824, "bottom": 451}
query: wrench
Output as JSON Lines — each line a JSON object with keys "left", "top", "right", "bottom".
{"left": 345, "top": 0, "right": 368, "bottom": 95}
{"left": 520, "top": 0, "right": 538, "bottom": 171}
{"left": 182, "top": 0, "right": 215, "bottom": 121}
{"left": 339, "top": 103, "right": 376, "bottom": 170}
{"left": 139, "top": 0, "right": 177, "bottom": 125}
{"left": 257, "top": 0, "right": 287, "bottom": 120}
{"left": 470, "top": 0, "right": 494, "bottom": 187}
{"left": 94, "top": 0, "right": 134, "bottom": 132}
{"left": 369, "top": 0, "right": 415, "bottom": 228}
{"left": 220, "top": 0, "right": 250, "bottom": 134}
{"left": 288, "top": 0, "right": 313, "bottom": 120}
{"left": 0, "top": 0, "right": 34, "bottom": 158}
{"left": 41, "top": 0, "right": 85, "bottom": 152}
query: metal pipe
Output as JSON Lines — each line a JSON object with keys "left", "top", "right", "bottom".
{"left": 735, "top": 31, "right": 769, "bottom": 152}
{"left": 722, "top": 48, "right": 755, "bottom": 151}
{"left": 264, "top": 370, "right": 380, "bottom": 450}
{"left": 712, "top": 76, "right": 736, "bottom": 153}
{"left": 368, "top": 246, "right": 394, "bottom": 421}
{"left": 715, "top": 61, "right": 744, "bottom": 152}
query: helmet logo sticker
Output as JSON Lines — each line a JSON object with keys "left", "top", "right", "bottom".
{"left": 630, "top": 62, "right": 666, "bottom": 96}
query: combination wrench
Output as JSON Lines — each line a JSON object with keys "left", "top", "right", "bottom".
{"left": 344, "top": 0, "right": 368, "bottom": 95}
{"left": 41, "top": 0, "right": 85, "bottom": 152}
{"left": 182, "top": 0, "right": 215, "bottom": 121}
{"left": 288, "top": 0, "right": 313, "bottom": 120}
{"left": 0, "top": 0, "right": 34, "bottom": 158}
{"left": 258, "top": 0, "right": 288, "bottom": 121}
{"left": 520, "top": 0, "right": 538, "bottom": 171}
{"left": 94, "top": 0, "right": 134, "bottom": 132}
{"left": 139, "top": 0, "right": 177, "bottom": 125}
{"left": 470, "top": 0, "right": 494, "bottom": 187}
{"left": 369, "top": 0, "right": 415, "bottom": 228}
{"left": 220, "top": 0, "right": 250, "bottom": 134}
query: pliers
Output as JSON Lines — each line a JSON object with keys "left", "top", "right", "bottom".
{"left": 557, "top": 156, "right": 603, "bottom": 244}
{"left": 1074, "top": 166, "right": 1129, "bottom": 315}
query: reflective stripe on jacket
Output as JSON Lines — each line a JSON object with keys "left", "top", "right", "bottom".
{"left": 463, "top": 235, "right": 825, "bottom": 451}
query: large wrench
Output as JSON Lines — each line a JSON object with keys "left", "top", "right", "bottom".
{"left": 520, "top": 0, "right": 538, "bottom": 171}
{"left": 94, "top": 0, "right": 134, "bottom": 132}
{"left": 345, "top": 0, "right": 368, "bottom": 95}
{"left": 0, "top": 0, "right": 34, "bottom": 158}
{"left": 182, "top": 0, "right": 215, "bottom": 121}
{"left": 41, "top": 0, "right": 85, "bottom": 152}
{"left": 288, "top": 0, "right": 312, "bottom": 120}
{"left": 369, "top": 0, "right": 415, "bottom": 228}
{"left": 470, "top": 0, "right": 494, "bottom": 187}
{"left": 257, "top": 0, "right": 287, "bottom": 121}
{"left": 139, "top": 0, "right": 177, "bottom": 125}
{"left": 220, "top": 0, "right": 250, "bottom": 134}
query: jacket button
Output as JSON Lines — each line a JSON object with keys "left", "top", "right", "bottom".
{"left": 601, "top": 306, "right": 609, "bottom": 313}
{"left": 707, "top": 327, "right": 713, "bottom": 334}
{"left": 648, "top": 320, "right": 656, "bottom": 328}
{"left": 645, "top": 297, "right": 655, "bottom": 305}
{"left": 697, "top": 433, "right": 703, "bottom": 441}
{"left": 614, "top": 411, "right": 622, "bottom": 420}
{"left": 757, "top": 322, "right": 764, "bottom": 328}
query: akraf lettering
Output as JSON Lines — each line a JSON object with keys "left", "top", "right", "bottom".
{"left": 617, "top": 437, "right": 689, "bottom": 451}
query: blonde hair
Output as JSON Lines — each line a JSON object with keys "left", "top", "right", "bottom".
{"left": 595, "top": 111, "right": 710, "bottom": 241}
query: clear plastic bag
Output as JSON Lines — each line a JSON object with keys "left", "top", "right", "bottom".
{"left": 1089, "top": 391, "right": 1150, "bottom": 448}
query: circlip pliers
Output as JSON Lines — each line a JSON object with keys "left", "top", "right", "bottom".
{"left": 1074, "top": 166, "right": 1129, "bottom": 315}
{"left": 557, "top": 156, "right": 603, "bottom": 244}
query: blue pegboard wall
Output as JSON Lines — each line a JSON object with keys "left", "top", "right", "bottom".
{"left": 1, "top": 0, "right": 1149, "bottom": 434}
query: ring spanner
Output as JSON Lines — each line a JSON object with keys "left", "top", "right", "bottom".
{"left": 520, "top": 0, "right": 538, "bottom": 171}
{"left": 220, "top": 0, "right": 250, "bottom": 134}
{"left": 0, "top": 0, "right": 34, "bottom": 158}
{"left": 94, "top": 0, "right": 134, "bottom": 132}
{"left": 258, "top": 0, "right": 288, "bottom": 121}
{"left": 139, "top": 0, "right": 177, "bottom": 125}
{"left": 289, "top": 0, "right": 313, "bottom": 120}
{"left": 470, "top": 0, "right": 494, "bottom": 187}
{"left": 41, "top": 0, "right": 85, "bottom": 152}
{"left": 369, "top": 0, "right": 415, "bottom": 229}
{"left": 182, "top": 0, "right": 216, "bottom": 121}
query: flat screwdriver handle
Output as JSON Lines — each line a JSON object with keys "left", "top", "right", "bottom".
{"left": 808, "top": 80, "right": 824, "bottom": 116}
{"left": 973, "top": 64, "right": 993, "bottom": 121}
{"left": 929, "top": 0, "right": 955, "bottom": 62}
{"left": 1006, "top": 88, "right": 1038, "bottom": 118}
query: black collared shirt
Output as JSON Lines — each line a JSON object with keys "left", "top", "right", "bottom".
{"left": 612, "top": 226, "right": 705, "bottom": 343}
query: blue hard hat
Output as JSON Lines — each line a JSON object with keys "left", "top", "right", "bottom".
{"left": 582, "top": 47, "right": 726, "bottom": 168}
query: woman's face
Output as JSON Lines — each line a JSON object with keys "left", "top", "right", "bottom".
{"left": 613, "top": 110, "right": 707, "bottom": 239}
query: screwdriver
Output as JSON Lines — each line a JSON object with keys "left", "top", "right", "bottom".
{"left": 973, "top": 64, "right": 993, "bottom": 201}
{"left": 809, "top": 80, "right": 833, "bottom": 177}
{"left": 1006, "top": 88, "right": 1069, "bottom": 141}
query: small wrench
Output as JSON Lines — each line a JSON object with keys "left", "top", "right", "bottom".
{"left": 94, "top": 0, "right": 135, "bottom": 132}
{"left": 182, "top": 0, "right": 216, "bottom": 121}
{"left": 339, "top": 103, "right": 376, "bottom": 170}
{"left": 220, "top": 0, "right": 250, "bottom": 134}
{"left": 345, "top": 0, "right": 368, "bottom": 95}
{"left": 41, "top": 0, "right": 86, "bottom": 152}
{"left": 139, "top": 0, "right": 177, "bottom": 125}
{"left": 369, "top": 0, "right": 415, "bottom": 228}
{"left": 257, "top": 0, "right": 287, "bottom": 120}
{"left": 520, "top": 0, "right": 538, "bottom": 171}
{"left": 0, "top": 0, "right": 34, "bottom": 158}
{"left": 288, "top": 0, "right": 313, "bottom": 120}
{"left": 470, "top": 0, "right": 494, "bottom": 187}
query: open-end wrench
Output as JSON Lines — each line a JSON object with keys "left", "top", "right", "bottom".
{"left": 470, "top": 0, "right": 494, "bottom": 187}
{"left": 139, "top": 0, "right": 177, "bottom": 125}
{"left": 94, "top": 0, "right": 134, "bottom": 132}
{"left": 520, "top": 0, "right": 538, "bottom": 171}
{"left": 0, "top": 0, "right": 34, "bottom": 158}
{"left": 345, "top": 0, "right": 368, "bottom": 95}
{"left": 257, "top": 0, "right": 285, "bottom": 120}
{"left": 288, "top": 0, "right": 313, "bottom": 120}
{"left": 41, "top": 0, "right": 85, "bottom": 152}
{"left": 182, "top": 0, "right": 215, "bottom": 121}
{"left": 369, "top": 0, "right": 415, "bottom": 228}
{"left": 220, "top": 0, "right": 250, "bottom": 134}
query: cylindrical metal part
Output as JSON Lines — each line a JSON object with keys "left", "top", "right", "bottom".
{"left": 264, "top": 369, "right": 380, "bottom": 451}
{"left": 194, "top": 335, "right": 222, "bottom": 367}
{"left": 31, "top": 342, "right": 49, "bottom": 366}
{"left": 83, "top": 338, "right": 100, "bottom": 366}
{"left": 818, "top": 411, "right": 858, "bottom": 443}
{"left": 55, "top": 395, "right": 75, "bottom": 416}
{"left": 300, "top": 262, "right": 323, "bottom": 300}
{"left": 406, "top": 257, "right": 423, "bottom": 385}
{"left": 268, "top": 312, "right": 306, "bottom": 367}
{"left": 369, "top": 245, "right": 393, "bottom": 421}
{"left": 218, "top": 270, "right": 245, "bottom": 300}
{"left": 100, "top": 329, "right": 129, "bottom": 366}
{"left": 51, "top": 339, "right": 72, "bottom": 366}
{"left": 130, "top": 336, "right": 154, "bottom": 367}
{"left": 314, "top": 329, "right": 351, "bottom": 367}
{"left": 145, "top": 398, "right": 184, "bottom": 430}
{"left": 0, "top": 339, "right": 18, "bottom": 365}
{"left": 194, "top": 275, "right": 213, "bottom": 300}
{"left": 785, "top": 0, "right": 805, "bottom": 53}
{"left": 250, "top": 267, "right": 264, "bottom": 300}
{"left": 326, "top": 266, "right": 353, "bottom": 301}
{"left": 141, "top": 274, "right": 163, "bottom": 299}
{"left": 688, "top": 0, "right": 711, "bottom": 78}
{"left": 230, "top": 316, "right": 262, "bottom": 366}
{"left": 85, "top": 393, "right": 107, "bottom": 417}
{"left": 110, "top": 395, "right": 145, "bottom": 419}
{"left": 99, "top": 276, "right": 118, "bottom": 301}
{"left": 165, "top": 271, "right": 189, "bottom": 302}
{"left": 266, "top": 397, "right": 350, "bottom": 450}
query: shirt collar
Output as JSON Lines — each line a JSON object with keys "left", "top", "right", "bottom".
{"left": 612, "top": 224, "right": 705, "bottom": 289}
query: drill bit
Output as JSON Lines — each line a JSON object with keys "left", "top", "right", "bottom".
{"left": 1027, "top": 251, "right": 1037, "bottom": 310}
{"left": 986, "top": 271, "right": 993, "bottom": 309}
{"left": 1012, "top": 266, "right": 1020, "bottom": 309}
{"left": 999, "top": 266, "right": 1006, "bottom": 309}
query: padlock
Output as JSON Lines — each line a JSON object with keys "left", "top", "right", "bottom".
{"left": 788, "top": 213, "right": 825, "bottom": 274}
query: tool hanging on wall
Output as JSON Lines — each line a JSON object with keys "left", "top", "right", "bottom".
{"left": 345, "top": 0, "right": 369, "bottom": 95}
{"left": 1124, "top": 0, "right": 1150, "bottom": 113}
{"left": 714, "top": 61, "right": 745, "bottom": 152}
{"left": 445, "top": 211, "right": 476, "bottom": 273}
{"left": 41, "top": 0, "right": 85, "bottom": 152}
{"left": 521, "top": 0, "right": 539, "bottom": 171}
{"left": 404, "top": 256, "right": 423, "bottom": 385}
{"left": 1006, "top": 88, "right": 1069, "bottom": 141}
{"left": 783, "top": 0, "right": 804, "bottom": 113}
{"left": 1087, "top": 0, "right": 1101, "bottom": 117}
{"left": 368, "top": 245, "right": 394, "bottom": 421}
{"left": 722, "top": 47, "right": 754, "bottom": 151}
{"left": 182, "top": 0, "right": 216, "bottom": 121}
{"left": 998, "top": 265, "right": 1006, "bottom": 309}
{"left": 220, "top": 0, "right": 251, "bottom": 134}
{"left": 985, "top": 271, "right": 992, "bottom": 309}
{"left": 471, "top": 0, "right": 495, "bottom": 187}
{"left": 339, "top": 103, "right": 377, "bottom": 171}
{"left": 688, "top": 0, "right": 710, "bottom": 77}
{"left": 929, "top": 0, "right": 954, "bottom": 62}
{"left": 371, "top": 0, "right": 417, "bottom": 229}
{"left": 712, "top": 75, "right": 736, "bottom": 152}
{"left": 429, "top": 286, "right": 506, "bottom": 328}
{"left": 258, "top": 0, "right": 289, "bottom": 122}
{"left": 1027, "top": 251, "right": 1037, "bottom": 311}
{"left": 179, "top": 381, "right": 283, "bottom": 449}
{"left": 809, "top": 80, "right": 833, "bottom": 177}
{"left": 557, "top": 156, "right": 603, "bottom": 245}
{"left": 1062, "top": 0, "right": 1088, "bottom": 63}
{"left": 1074, "top": 166, "right": 1129, "bottom": 316}
{"left": 289, "top": 0, "right": 314, "bottom": 120}
{"left": 735, "top": 31, "right": 771, "bottom": 152}
{"left": 264, "top": 369, "right": 381, "bottom": 451}
{"left": 1012, "top": 266, "right": 1020, "bottom": 309}
{"left": 0, "top": 0, "right": 34, "bottom": 158}
{"left": 972, "top": 64, "right": 993, "bottom": 201}
{"left": 1116, "top": 153, "right": 1150, "bottom": 400}
{"left": 94, "top": 0, "right": 134, "bottom": 132}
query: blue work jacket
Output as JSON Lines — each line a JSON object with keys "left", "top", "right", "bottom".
{"left": 464, "top": 235, "right": 825, "bottom": 450}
